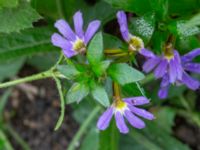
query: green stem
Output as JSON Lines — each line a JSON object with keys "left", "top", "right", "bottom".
{"left": 56, "top": 0, "right": 64, "bottom": 18}
{"left": 179, "top": 95, "right": 191, "bottom": 111}
{"left": 0, "top": 70, "right": 57, "bottom": 89}
{"left": 67, "top": 106, "right": 101, "bottom": 150}
{"left": 53, "top": 76, "right": 65, "bottom": 131}
{"left": 140, "top": 73, "right": 154, "bottom": 85}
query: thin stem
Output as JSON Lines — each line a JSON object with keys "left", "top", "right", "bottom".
{"left": 0, "top": 70, "right": 58, "bottom": 89}
{"left": 53, "top": 76, "right": 66, "bottom": 131}
{"left": 67, "top": 106, "right": 101, "bottom": 150}
{"left": 179, "top": 95, "right": 191, "bottom": 111}
{"left": 104, "top": 49, "right": 124, "bottom": 54}
{"left": 113, "top": 82, "right": 121, "bottom": 100}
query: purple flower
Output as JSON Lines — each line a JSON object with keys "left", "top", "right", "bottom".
{"left": 145, "top": 48, "right": 200, "bottom": 99}
{"left": 97, "top": 96, "right": 154, "bottom": 134}
{"left": 143, "top": 49, "right": 183, "bottom": 84}
{"left": 116, "top": 11, "right": 155, "bottom": 58}
{"left": 51, "top": 11, "right": 101, "bottom": 58}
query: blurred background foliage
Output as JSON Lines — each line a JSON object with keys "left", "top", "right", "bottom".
{"left": 0, "top": 0, "right": 200, "bottom": 150}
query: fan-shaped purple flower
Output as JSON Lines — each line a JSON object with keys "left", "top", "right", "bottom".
{"left": 51, "top": 11, "right": 101, "bottom": 58}
{"left": 97, "top": 96, "right": 154, "bottom": 134}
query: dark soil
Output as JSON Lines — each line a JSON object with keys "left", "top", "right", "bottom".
{"left": 3, "top": 65, "right": 78, "bottom": 150}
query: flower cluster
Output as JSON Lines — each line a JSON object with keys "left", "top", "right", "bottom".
{"left": 51, "top": 10, "right": 200, "bottom": 134}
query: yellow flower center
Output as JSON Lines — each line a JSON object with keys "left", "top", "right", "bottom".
{"left": 113, "top": 99, "right": 127, "bottom": 112}
{"left": 73, "top": 39, "right": 85, "bottom": 52}
{"left": 128, "top": 36, "right": 144, "bottom": 52}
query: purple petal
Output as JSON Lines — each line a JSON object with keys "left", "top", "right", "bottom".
{"left": 84, "top": 20, "right": 101, "bottom": 44}
{"left": 160, "top": 74, "right": 170, "bottom": 87}
{"left": 73, "top": 11, "right": 84, "bottom": 38}
{"left": 169, "top": 58, "right": 178, "bottom": 83}
{"left": 51, "top": 33, "right": 72, "bottom": 50}
{"left": 184, "top": 63, "right": 200, "bottom": 73}
{"left": 158, "top": 86, "right": 169, "bottom": 99}
{"left": 117, "top": 11, "right": 129, "bottom": 42}
{"left": 174, "top": 51, "right": 183, "bottom": 80}
{"left": 143, "top": 57, "right": 161, "bottom": 73}
{"left": 114, "top": 111, "right": 129, "bottom": 134}
{"left": 140, "top": 48, "right": 155, "bottom": 58}
{"left": 128, "top": 105, "right": 155, "bottom": 120}
{"left": 181, "top": 72, "right": 200, "bottom": 90}
{"left": 62, "top": 49, "right": 77, "bottom": 58}
{"left": 154, "top": 59, "right": 168, "bottom": 78}
{"left": 97, "top": 107, "right": 113, "bottom": 130}
{"left": 181, "top": 48, "right": 200, "bottom": 63}
{"left": 54, "top": 19, "right": 76, "bottom": 41}
{"left": 123, "top": 97, "right": 150, "bottom": 106}
{"left": 124, "top": 110, "right": 145, "bottom": 129}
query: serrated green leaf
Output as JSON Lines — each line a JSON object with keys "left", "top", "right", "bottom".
{"left": 92, "top": 60, "right": 111, "bottom": 77}
{"left": 0, "top": 27, "right": 58, "bottom": 63}
{"left": 87, "top": 32, "right": 104, "bottom": 65}
{"left": 66, "top": 82, "right": 89, "bottom": 104}
{"left": 91, "top": 84, "right": 110, "bottom": 107}
{"left": 57, "top": 65, "right": 80, "bottom": 79}
{"left": 108, "top": 63, "right": 145, "bottom": 85}
{"left": 0, "top": 1, "right": 41, "bottom": 33}
{"left": 0, "top": 0, "right": 18, "bottom": 8}
{"left": 129, "top": 13, "right": 155, "bottom": 44}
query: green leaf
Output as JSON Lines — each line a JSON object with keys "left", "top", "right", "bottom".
{"left": 129, "top": 13, "right": 155, "bottom": 44}
{"left": 104, "top": 0, "right": 152, "bottom": 15}
{"left": 0, "top": 58, "right": 25, "bottom": 82}
{"left": 122, "top": 107, "right": 190, "bottom": 150}
{"left": 0, "top": 1, "right": 41, "bottom": 33}
{"left": 66, "top": 82, "right": 89, "bottom": 104}
{"left": 80, "top": 128, "right": 99, "bottom": 150}
{"left": 0, "top": 27, "right": 58, "bottom": 63}
{"left": 103, "top": 33, "right": 124, "bottom": 49}
{"left": 108, "top": 63, "right": 145, "bottom": 85}
{"left": 87, "top": 32, "right": 104, "bottom": 65}
{"left": 0, "top": 88, "right": 12, "bottom": 117}
{"left": 99, "top": 120, "right": 119, "bottom": 150}
{"left": 0, "top": 0, "right": 18, "bottom": 8}
{"left": 92, "top": 60, "right": 111, "bottom": 77}
{"left": 169, "top": 21, "right": 200, "bottom": 38}
{"left": 57, "top": 65, "right": 80, "bottom": 79}
{"left": 91, "top": 84, "right": 110, "bottom": 107}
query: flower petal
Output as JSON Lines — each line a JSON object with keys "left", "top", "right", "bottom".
{"left": 128, "top": 105, "right": 155, "bottom": 120}
{"left": 123, "top": 97, "right": 150, "bottom": 106}
{"left": 140, "top": 48, "right": 155, "bottom": 58}
{"left": 181, "top": 72, "right": 200, "bottom": 90}
{"left": 184, "top": 63, "right": 200, "bottom": 74}
{"left": 62, "top": 49, "right": 77, "bottom": 58}
{"left": 124, "top": 110, "right": 145, "bottom": 129}
{"left": 55, "top": 19, "right": 76, "bottom": 41}
{"left": 169, "top": 58, "right": 178, "bottom": 83}
{"left": 143, "top": 57, "right": 161, "bottom": 73}
{"left": 160, "top": 74, "right": 170, "bottom": 87}
{"left": 181, "top": 48, "right": 200, "bottom": 63}
{"left": 97, "top": 107, "right": 113, "bottom": 130}
{"left": 174, "top": 51, "right": 183, "bottom": 80}
{"left": 51, "top": 33, "right": 72, "bottom": 50}
{"left": 84, "top": 20, "right": 101, "bottom": 44}
{"left": 158, "top": 86, "right": 169, "bottom": 99}
{"left": 114, "top": 111, "right": 129, "bottom": 134}
{"left": 73, "top": 11, "right": 84, "bottom": 38}
{"left": 117, "top": 11, "right": 129, "bottom": 42}
{"left": 154, "top": 59, "right": 168, "bottom": 78}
